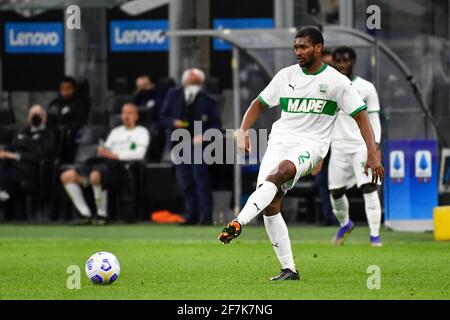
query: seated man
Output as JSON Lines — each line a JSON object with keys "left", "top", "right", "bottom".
{"left": 60, "top": 103, "right": 150, "bottom": 225}
{"left": 0, "top": 105, "right": 55, "bottom": 202}
{"left": 47, "top": 76, "right": 90, "bottom": 162}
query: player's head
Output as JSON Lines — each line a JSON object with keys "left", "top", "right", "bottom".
{"left": 59, "top": 76, "right": 77, "bottom": 100}
{"left": 333, "top": 46, "right": 357, "bottom": 78}
{"left": 121, "top": 102, "right": 139, "bottom": 129}
{"left": 294, "top": 26, "right": 324, "bottom": 69}
{"left": 322, "top": 49, "right": 333, "bottom": 65}
{"left": 135, "top": 74, "right": 154, "bottom": 91}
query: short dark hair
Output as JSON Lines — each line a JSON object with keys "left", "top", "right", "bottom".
{"left": 332, "top": 46, "right": 357, "bottom": 61}
{"left": 60, "top": 76, "right": 77, "bottom": 88}
{"left": 322, "top": 49, "right": 332, "bottom": 57}
{"left": 137, "top": 74, "right": 152, "bottom": 81}
{"left": 295, "top": 26, "right": 324, "bottom": 45}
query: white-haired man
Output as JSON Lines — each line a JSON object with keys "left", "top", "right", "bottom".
{"left": 160, "top": 68, "right": 221, "bottom": 225}
{"left": 0, "top": 105, "right": 55, "bottom": 202}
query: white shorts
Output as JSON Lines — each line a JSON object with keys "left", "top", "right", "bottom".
{"left": 257, "top": 142, "right": 321, "bottom": 193}
{"left": 328, "top": 147, "right": 380, "bottom": 190}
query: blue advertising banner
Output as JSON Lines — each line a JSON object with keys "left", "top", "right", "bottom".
{"left": 212, "top": 18, "right": 273, "bottom": 51}
{"left": 5, "top": 22, "right": 64, "bottom": 54}
{"left": 384, "top": 140, "right": 438, "bottom": 231}
{"left": 110, "top": 20, "right": 169, "bottom": 52}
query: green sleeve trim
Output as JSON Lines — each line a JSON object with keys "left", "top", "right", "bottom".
{"left": 258, "top": 95, "right": 271, "bottom": 108}
{"left": 367, "top": 109, "right": 380, "bottom": 114}
{"left": 350, "top": 105, "right": 367, "bottom": 117}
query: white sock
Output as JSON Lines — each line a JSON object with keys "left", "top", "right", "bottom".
{"left": 236, "top": 181, "right": 278, "bottom": 225}
{"left": 93, "top": 185, "right": 108, "bottom": 218}
{"left": 363, "top": 191, "right": 382, "bottom": 237}
{"left": 330, "top": 194, "right": 349, "bottom": 227}
{"left": 64, "top": 183, "right": 91, "bottom": 218}
{"left": 263, "top": 213, "right": 296, "bottom": 272}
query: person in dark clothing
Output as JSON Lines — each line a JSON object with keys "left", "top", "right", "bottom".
{"left": 133, "top": 74, "right": 167, "bottom": 161}
{"left": 47, "top": 76, "right": 90, "bottom": 162}
{"left": 0, "top": 105, "right": 55, "bottom": 201}
{"left": 160, "top": 68, "right": 221, "bottom": 225}
{"left": 133, "top": 74, "right": 161, "bottom": 112}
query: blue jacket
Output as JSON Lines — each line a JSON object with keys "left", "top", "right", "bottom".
{"left": 160, "top": 87, "right": 222, "bottom": 144}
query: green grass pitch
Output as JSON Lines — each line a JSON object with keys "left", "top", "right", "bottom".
{"left": 0, "top": 224, "right": 449, "bottom": 300}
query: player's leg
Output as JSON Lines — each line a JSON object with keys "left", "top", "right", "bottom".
{"left": 218, "top": 160, "right": 296, "bottom": 244}
{"left": 329, "top": 187, "right": 354, "bottom": 245}
{"left": 263, "top": 192, "right": 299, "bottom": 280}
{"left": 353, "top": 149, "right": 383, "bottom": 246}
{"left": 360, "top": 183, "right": 382, "bottom": 246}
{"left": 328, "top": 151, "right": 355, "bottom": 245}
{"left": 238, "top": 160, "right": 296, "bottom": 225}
{"left": 90, "top": 169, "right": 108, "bottom": 224}
{"left": 60, "top": 169, "right": 92, "bottom": 220}
{"left": 330, "top": 187, "right": 350, "bottom": 226}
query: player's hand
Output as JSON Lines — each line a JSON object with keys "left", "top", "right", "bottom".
{"left": 0, "top": 150, "right": 18, "bottom": 160}
{"left": 311, "top": 159, "right": 324, "bottom": 176}
{"left": 365, "top": 152, "right": 384, "bottom": 184}
{"left": 236, "top": 129, "right": 251, "bottom": 155}
{"left": 98, "top": 146, "right": 117, "bottom": 160}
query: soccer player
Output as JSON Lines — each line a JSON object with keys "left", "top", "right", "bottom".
{"left": 217, "top": 26, "right": 384, "bottom": 281}
{"left": 328, "top": 46, "right": 383, "bottom": 247}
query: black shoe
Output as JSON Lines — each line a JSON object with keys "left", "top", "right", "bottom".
{"left": 95, "top": 217, "right": 109, "bottom": 226}
{"left": 71, "top": 217, "right": 92, "bottom": 226}
{"left": 270, "top": 268, "right": 300, "bottom": 281}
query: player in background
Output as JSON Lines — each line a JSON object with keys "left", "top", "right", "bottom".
{"left": 218, "top": 27, "right": 384, "bottom": 280}
{"left": 328, "top": 46, "right": 383, "bottom": 247}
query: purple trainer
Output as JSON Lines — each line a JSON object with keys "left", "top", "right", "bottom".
{"left": 370, "top": 235, "right": 383, "bottom": 247}
{"left": 331, "top": 220, "right": 354, "bottom": 245}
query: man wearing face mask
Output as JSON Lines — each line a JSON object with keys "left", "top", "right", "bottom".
{"left": 160, "top": 68, "right": 221, "bottom": 225}
{"left": 0, "top": 105, "right": 55, "bottom": 202}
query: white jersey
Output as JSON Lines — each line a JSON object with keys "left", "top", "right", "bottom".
{"left": 258, "top": 64, "right": 366, "bottom": 158}
{"left": 331, "top": 76, "right": 381, "bottom": 153}
{"left": 104, "top": 125, "right": 150, "bottom": 161}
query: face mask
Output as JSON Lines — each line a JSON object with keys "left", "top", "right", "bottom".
{"left": 185, "top": 85, "right": 201, "bottom": 101}
{"left": 31, "top": 114, "right": 42, "bottom": 127}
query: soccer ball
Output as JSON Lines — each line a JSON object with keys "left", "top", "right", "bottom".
{"left": 85, "top": 252, "right": 120, "bottom": 285}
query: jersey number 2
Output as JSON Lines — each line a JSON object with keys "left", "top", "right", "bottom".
{"left": 298, "top": 151, "right": 311, "bottom": 165}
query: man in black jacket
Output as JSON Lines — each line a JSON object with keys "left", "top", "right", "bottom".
{"left": 0, "top": 105, "right": 55, "bottom": 201}
{"left": 47, "top": 76, "right": 90, "bottom": 162}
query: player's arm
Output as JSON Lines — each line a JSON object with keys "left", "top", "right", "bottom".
{"left": 236, "top": 98, "right": 267, "bottom": 155}
{"left": 366, "top": 83, "right": 382, "bottom": 157}
{"left": 353, "top": 110, "right": 384, "bottom": 183}
{"left": 369, "top": 112, "right": 382, "bottom": 159}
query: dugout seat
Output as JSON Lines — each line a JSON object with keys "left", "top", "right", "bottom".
{"left": 0, "top": 107, "right": 16, "bottom": 146}
{"left": 142, "top": 163, "right": 183, "bottom": 220}
{"left": 103, "top": 94, "right": 133, "bottom": 115}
